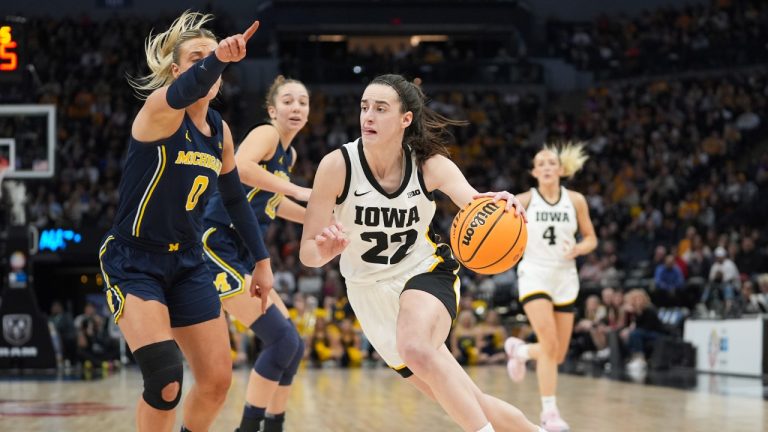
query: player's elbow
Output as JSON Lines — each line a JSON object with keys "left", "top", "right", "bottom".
{"left": 299, "top": 242, "right": 321, "bottom": 268}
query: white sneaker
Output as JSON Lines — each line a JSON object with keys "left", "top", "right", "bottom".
{"left": 596, "top": 347, "right": 611, "bottom": 360}
{"left": 626, "top": 357, "right": 647, "bottom": 373}
{"left": 503, "top": 337, "right": 526, "bottom": 382}
{"left": 540, "top": 408, "right": 570, "bottom": 432}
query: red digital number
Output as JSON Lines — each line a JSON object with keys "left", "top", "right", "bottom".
{"left": 0, "top": 26, "right": 18, "bottom": 72}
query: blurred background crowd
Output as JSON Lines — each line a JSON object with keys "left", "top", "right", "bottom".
{"left": 1, "top": 0, "right": 766, "bottom": 376}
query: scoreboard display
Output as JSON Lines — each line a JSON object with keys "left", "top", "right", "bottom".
{"left": 0, "top": 22, "right": 24, "bottom": 82}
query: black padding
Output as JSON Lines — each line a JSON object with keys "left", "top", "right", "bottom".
{"left": 133, "top": 340, "right": 184, "bottom": 411}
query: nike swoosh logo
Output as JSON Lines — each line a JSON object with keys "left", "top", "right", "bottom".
{"left": 354, "top": 190, "right": 371, "bottom": 197}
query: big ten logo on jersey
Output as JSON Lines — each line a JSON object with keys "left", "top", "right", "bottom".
{"left": 407, "top": 189, "right": 421, "bottom": 198}
{"left": 0, "top": 26, "right": 18, "bottom": 71}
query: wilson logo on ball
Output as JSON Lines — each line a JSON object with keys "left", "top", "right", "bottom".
{"left": 462, "top": 201, "right": 500, "bottom": 246}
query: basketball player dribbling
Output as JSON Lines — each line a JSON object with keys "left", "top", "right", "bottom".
{"left": 201, "top": 76, "right": 311, "bottom": 432}
{"left": 98, "top": 12, "right": 273, "bottom": 432}
{"left": 300, "top": 74, "right": 543, "bottom": 432}
{"left": 504, "top": 143, "right": 597, "bottom": 432}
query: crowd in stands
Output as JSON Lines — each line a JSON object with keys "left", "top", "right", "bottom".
{"left": 549, "top": 0, "right": 768, "bottom": 79}
{"left": 3, "top": 7, "right": 768, "bottom": 374}
{"left": 1, "top": 14, "right": 245, "bottom": 231}
{"left": 48, "top": 300, "right": 121, "bottom": 371}
{"left": 279, "top": 40, "right": 541, "bottom": 84}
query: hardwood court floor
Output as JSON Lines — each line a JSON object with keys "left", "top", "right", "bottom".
{"left": 0, "top": 365, "right": 765, "bottom": 431}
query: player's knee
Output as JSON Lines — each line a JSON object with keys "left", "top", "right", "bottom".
{"left": 397, "top": 342, "right": 435, "bottom": 372}
{"left": 538, "top": 336, "right": 560, "bottom": 359}
{"left": 133, "top": 340, "right": 184, "bottom": 411}
{"left": 293, "top": 332, "right": 305, "bottom": 362}
{"left": 161, "top": 382, "right": 180, "bottom": 403}
{"left": 279, "top": 332, "right": 305, "bottom": 386}
{"left": 287, "top": 331, "right": 305, "bottom": 370}
{"left": 253, "top": 311, "right": 300, "bottom": 380}
{"left": 198, "top": 365, "right": 232, "bottom": 399}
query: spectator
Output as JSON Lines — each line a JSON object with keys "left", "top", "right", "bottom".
{"left": 48, "top": 301, "right": 77, "bottom": 365}
{"left": 75, "top": 303, "right": 118, "bottom": 367}
{"left": 701, "top": 246, "right": 742, "bottom": 315}
{"left": 570, "top": 295, "right": 607, "bottom": 360}
{"left": 623, "top": 290, "right": 668, "bottom": 375}
{"left": 337, "top": 318, "right": 365, "bottom": 368}
{"left": 736, "top": 236, "right": 765, "bottom": 277}
{"left": 450, "top": 310, "right": 480, "bottom": 366}
{"left": 477, "top": 310, "right": 508, "bottom": 365}
{"left": 653, "top": 254, "right": 686, "bottom": 306}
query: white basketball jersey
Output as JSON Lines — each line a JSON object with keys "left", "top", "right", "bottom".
{"left": 521, "top": 187, "right": 578, "bottom": 266}
{"left": 335, "top": 139, "right": 438, "bottom": 284}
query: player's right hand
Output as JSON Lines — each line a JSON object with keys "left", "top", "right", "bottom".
{"left": 215, "top": 20, "right": 259, "bottom": 63}
{"left": 249, "top": 258, "right": 273, "bottom": 315}
{"left": 315, "top": 222, "right": 350, "bottom": 259}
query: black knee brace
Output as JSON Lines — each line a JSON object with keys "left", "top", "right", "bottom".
{"left": 133, "top": 340, "right": 184, "bottom": 411}
{"left": 251, "top": 306, "right": 300, "bottom": 381}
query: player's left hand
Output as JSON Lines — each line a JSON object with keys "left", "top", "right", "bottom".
{"left": 473, "top": 191, "right": 528, "bottom": 222}
{"left": 214, "top": 20, "right": 260, "bottom": 63}
{"left": 564, "top": 242, "right": 585, "bottom": 260}
{"left": 249, "top": 258, "right": 274, "bottom": 314}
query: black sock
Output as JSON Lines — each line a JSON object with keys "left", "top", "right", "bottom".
{"left": 180, "top": 427, "right": 192, "bottom": 432}
{"left": 239, "top": 403, "right": 266, "bottom": 432}
{"left": 263, "top": 413, "right": 285, "bottom": 432}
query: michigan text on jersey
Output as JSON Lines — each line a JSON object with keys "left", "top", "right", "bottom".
{"left": 174, "top": 151, "right": 222, "bottom": 174}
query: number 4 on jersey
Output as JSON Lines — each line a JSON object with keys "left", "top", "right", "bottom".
{"left": 543, "top": 225, "right": 556, "bottom": 245}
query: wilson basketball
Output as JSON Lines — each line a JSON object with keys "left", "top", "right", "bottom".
{"left": 450, "top": 198, "right": 527, "bottom": 274}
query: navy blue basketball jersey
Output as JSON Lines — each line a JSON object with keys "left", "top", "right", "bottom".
{"left": 203, "top": 122, "right": 293, "bottom": 234}
{"left": 113, "top": 109, "right": 224, "bottom": 252}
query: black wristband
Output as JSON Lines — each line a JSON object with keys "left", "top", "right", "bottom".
{"left": 166, "top": 52, "right": 228, "bottom": 109}
{"left": 218, "top": 168, "right": 269, "bottom": 261}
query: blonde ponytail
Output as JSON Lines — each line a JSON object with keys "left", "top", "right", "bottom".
{"left": 127, "top": 10, "right": 217, "bottom": 98}
{"left": 543, "top": 141, "right": 588, "bottom": 178}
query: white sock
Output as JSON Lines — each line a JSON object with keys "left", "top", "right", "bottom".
{"left": 515, "top": 344, "right": 530, "bottom": 360}
{"left": 541, "top": 395, "right": 557, "bottom": 412}
{"left": 476, "top": 423, "right": 494, "bottom": 432}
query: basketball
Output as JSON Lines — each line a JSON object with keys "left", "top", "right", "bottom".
{"left": 450, "top": 197, "right": 527, "bottom": 274}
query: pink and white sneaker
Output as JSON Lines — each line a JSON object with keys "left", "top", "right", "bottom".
{"left": 504, "top": 337, "right": 526, "bottom": 382}
{"left": 540, "top": 409, "right": 570, "bottom": 432}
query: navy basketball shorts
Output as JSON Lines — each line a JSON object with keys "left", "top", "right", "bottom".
{"left": 201, "top": 226, "right": 256, "bottom": 300}
{"left": 98, "top": 234, "right": 222, "bottom": 327}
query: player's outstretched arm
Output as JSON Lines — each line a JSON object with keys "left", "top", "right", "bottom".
{"left": 133, "top": 20, "right": 260, "bottom": 142}
{"left": 300, "top": 150, "right": 348, "bottom": 267}
{"left": 423, "top": 155, "right": 527, "bottom": 220}
{"left": 219, "top": 121, "right": 273, "bottom": 314}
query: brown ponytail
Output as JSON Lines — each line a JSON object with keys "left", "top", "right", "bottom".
{"left": 369, "top": 74, "right": 467, "bottom": 166}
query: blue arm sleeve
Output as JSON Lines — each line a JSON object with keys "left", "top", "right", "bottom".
{"left": 166, "top": 52, "right": 228, "bottom": 109}
{"left": 218, "top": 168, "right": 269, "bottom": 262}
